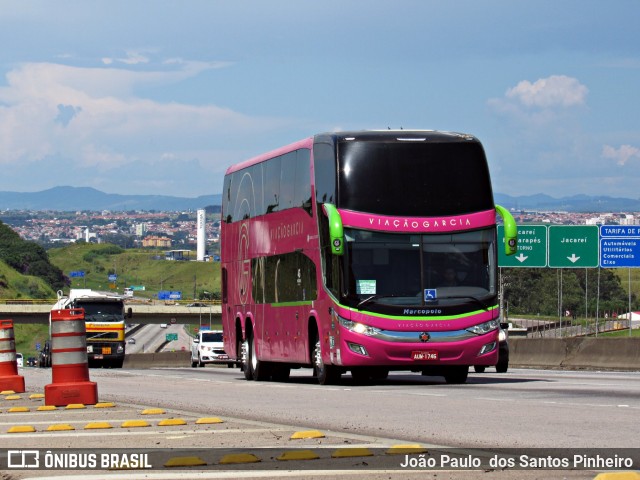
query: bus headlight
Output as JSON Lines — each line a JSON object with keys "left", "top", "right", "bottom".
{"left": 466, "top": 319, "right": 499, "bottom": 336}
{"left": 338, "top": 317, "right": 382, "bottom": 337}
{"left": 116, "top": 345, "right": 124, "bottom": 354}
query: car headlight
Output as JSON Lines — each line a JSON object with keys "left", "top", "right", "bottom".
{"left": 498, "top": 329, "right": 507, "bottom": 342}
{"left": 466, "top": 319, "right": 499, "bottom": 335}
{"left": 338, "top": 317, "right": 382, "bottom": 337}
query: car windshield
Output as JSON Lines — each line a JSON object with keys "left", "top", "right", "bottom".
{"left": 201, "top": 332, "right": 223, "bottom": 342}
{"left": 342, "top": 227, "right": 496, "bottom": 308}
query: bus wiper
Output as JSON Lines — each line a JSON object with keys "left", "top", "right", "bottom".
{"left": 356, "top": 294, "right": 402, "bottom": 310}
{"left": 357, "top": 295, "right": 378, "bottom": 309}
{"left": 436, "top": 295, "right": 489, "bottom": 311}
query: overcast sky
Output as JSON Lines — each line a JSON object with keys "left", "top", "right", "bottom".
{"left": 0, "top": 1, "right": 638, "bottom": 199}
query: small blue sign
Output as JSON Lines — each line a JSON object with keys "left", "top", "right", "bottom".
{"left": 108, "top": 274, "right": 117, "bottom": 282}
{"left": 36, "top": 342, "right": 41, "bottom": 351}
{"left": 424, "top": 289, "right": 437, "bottom": 301}
{"left": 69, "top": 271, "right": 85, "bottom": 278}
{"left": 599, "top": 225, "right": 640, "bottom": 268}
{"left": 158, "top": 290, "right": 182, "bottom": 300}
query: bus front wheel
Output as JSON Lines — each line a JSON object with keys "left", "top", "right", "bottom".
{"left": 444, "top": 366, "right": 469, "bottom": 384}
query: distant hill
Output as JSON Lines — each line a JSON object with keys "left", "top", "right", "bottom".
{"left": 0, "top": 186, "right": 221, "bottom": 211}
{"left": 495, "top": 193, "right": 640, "bottom": 213}
{"left": 0, "top": 186, "right": 639, "bottom": 213}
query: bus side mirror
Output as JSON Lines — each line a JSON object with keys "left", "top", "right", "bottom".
{"left": 127, "top": 307, "right": 133, "bottom": 319}
{"left": 322, "top": 203, "right": 344, "bottom": 256}
{"left": 495, "top": 204, "right": 517, "bottom": 256}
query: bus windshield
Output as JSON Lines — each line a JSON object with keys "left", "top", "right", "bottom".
{"left": 342, "top": 227, "right": 496, "bottom": 308}
{"left": 338, "top": 139, "right": 493, "bottom": 216}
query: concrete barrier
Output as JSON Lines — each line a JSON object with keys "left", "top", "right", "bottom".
{"left": 511, "top": 337, "right": 640, "bottom": 371}
{"left": 124, "top": 351, "right": 190, "bottom": 369}
{"left": 121, "top": 339, "right": 640, "bottom": 371}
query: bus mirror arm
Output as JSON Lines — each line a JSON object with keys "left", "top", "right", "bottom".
{"left": 495, "top": 204, "right": 517, "bottom": 256}
{"left": 322, "top": 203, "right": 344, "bottom": 256}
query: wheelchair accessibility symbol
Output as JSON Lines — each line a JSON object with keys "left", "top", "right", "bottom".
{"left": 424, "top": 289, "right": 437, "bottom": 301}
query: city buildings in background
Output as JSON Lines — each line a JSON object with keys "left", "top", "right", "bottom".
{"left": 0, "top": 209, "right": 220, "bottom": 259}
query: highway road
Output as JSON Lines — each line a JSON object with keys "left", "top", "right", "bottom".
{"left": 125, "top": 323, "right": 192, "bottom": 354}
{"left": 3, "top": 367, "right": 639, "bottom": 479}
{"left": 17, "top": 366, "right": 640, "bottom": 449}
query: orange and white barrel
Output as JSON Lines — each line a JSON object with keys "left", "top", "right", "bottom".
{"left": 44, "top": 309, "right": 98, "bottom": 406}
{"left": 0, "top": 319, "right": 25, "bottom": 393}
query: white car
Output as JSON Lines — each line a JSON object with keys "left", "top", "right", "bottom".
{"left": 190, "top": 330, "right": 235, "bottom": 368}
{"left": 16, "top": 352, "right": 23, "bottom": 368}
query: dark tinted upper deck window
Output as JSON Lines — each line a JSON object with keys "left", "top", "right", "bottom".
{"left": 337, "top": 140, "right": 494, "bottom": 216}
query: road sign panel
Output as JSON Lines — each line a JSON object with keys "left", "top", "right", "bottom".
{"left": 498, "top": 225, "right": 547, "bottom": 267}
{"left": 166, "top": 333, "right": 178, "bottom": 342}
{"left": 548, "top": 225, "right": 599, "bottom": 268}
{"left": 599, "top": 225, "right": 640, "bottom": 268}
{"left": 69, "top": 270, "right": 85, "bottom": 278}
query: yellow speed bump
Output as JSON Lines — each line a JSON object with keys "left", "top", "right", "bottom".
{"left": 386, "top": 444, "right": 428, "bottom": 455}
{"left": 37, "top": 405, "right": 57, "bottom": 411}
{"left": 290, "top": 430, "right": 325, "bottom": 439}
{"left": 141, "top": 408, "right": 165, "bottom": 415}
{"left": 47, "top": 424, "right": 75, "bottom": 431}
{"left": 331, "top": 448, "right": 374, "bottom": 458}
{"left": 195, "top": 417, "right": 223, "bottom": 424}
{"left": 219, "top": 453, "right": 261, "bottom": 464}
{"left": 158, "top": 418, "right": 187, "bottom": 426}
{"left": 276, "top": 450, "right": 320, "bottom": 461}
{"left": 29, "top": 393, "right": 45, "bottom": 399}
{"left": 65, "top": 403, "right": 86, "bottom": 409}
{"left": 1, "top": 390, "right": 16, "bottom": 395}
{"left": 95, "top": 402, "right": 116, "bottom": 408}
{"left": 8, "top": 425, "right": 36, "bottom": 433}
{"left": 8, "top": 406, "right": 30, "bottom": 413}
{"left": 594, "top": 474, "right": 640, "bottom": 480}
{"left": 164, "top": 456, "right": 207, "bottom": 467}
{"left": 121, "top": 420, "right": 150, "bottom": 428}
{"left": 84, "top": 422, "right": 113, "bottom": 430}
{"left": 4, "top": 395, "right": 21, "bottom": 400}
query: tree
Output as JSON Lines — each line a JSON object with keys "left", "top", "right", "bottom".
{"left": 0, "top": 220, "right": 68, "bottom": 291}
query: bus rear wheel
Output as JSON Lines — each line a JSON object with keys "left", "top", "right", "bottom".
{"left": 313, "top": 339, "right": 340, "bottom": 385}
{"left": 242, "top": 336, "right": 252, "bottom": 380}
{"left": 248, "top": 330, "right": 270, "bottom": 381}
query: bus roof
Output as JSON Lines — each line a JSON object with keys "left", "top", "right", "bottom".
{"left": 225, "top": 136, "right": 314, "bottom": 175}
{"left": 224, "top": 130, "right": 479, "bottom": 175}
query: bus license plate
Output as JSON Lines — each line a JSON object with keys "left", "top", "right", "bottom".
{"left": 412, "top": 351, "right": 438, "bottom": 361}
{"left": 102, "top": 347, "right": 111, "bottom": 355}
{"left": 94, "top": 354, "right": 104, "bottom": 359}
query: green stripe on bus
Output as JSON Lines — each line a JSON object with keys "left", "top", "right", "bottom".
{"left": 341, "top": 304, "right": 499, "bottom": 322}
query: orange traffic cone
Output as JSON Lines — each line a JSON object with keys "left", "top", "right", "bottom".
{"left": 45, "top": 309, "right": 98, "bottom": 406}
{"left": 0, "top": 319, "right": 25, "bottom": 393}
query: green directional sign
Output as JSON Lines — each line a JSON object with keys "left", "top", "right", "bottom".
{"left": 498, "top": 225, "right": 547, "bottom": 267}
{"left": 165, "top": 333, "right": 178, "bottom": 342}
{"left": 548, "top": 225, "right": 599, "bottom": 268}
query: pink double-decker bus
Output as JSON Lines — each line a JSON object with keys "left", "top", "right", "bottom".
{"left": 221, "top": 130, "right": 517, "bottom": 384}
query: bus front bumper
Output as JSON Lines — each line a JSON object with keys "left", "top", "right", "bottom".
{"left": 332, "top": 328, "right": 499, "bottom": 367}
